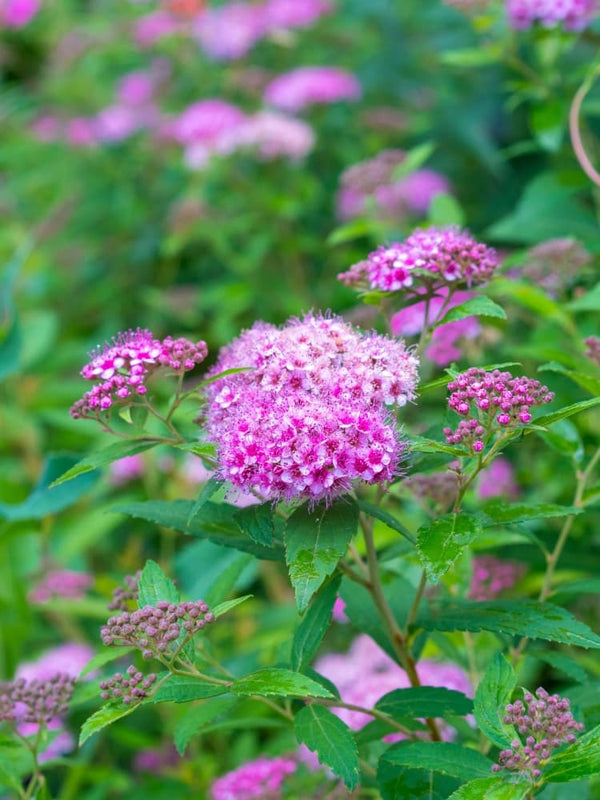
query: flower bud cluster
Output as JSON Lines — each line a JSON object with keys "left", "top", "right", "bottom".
{"left": 492, "top": 687, "right": 583, "bottom": 779}
{"left": 339, "top": 226, "right": 498, "bottom": 294}
{"left": 70, "top": 328, "right": 208, "bottom": 419}
{"left": 0, "top": 674, "right": 75, "bottom": 725}
{"left": 99, "top": 666, "right": 157, "bottom": 705}
{"left": 108, "top": 571, "right": 141, "bottom": 611}
{"left": 585, "top": 336, "right": 600, "bottom": 366}
{"left": 404, "top": 468, "right": 459, "bottom": 512}
{"left": 443, "top": 368, "right": 553, "bottom": 452}
{"left": 101, "top": 600, "right": 214, "bottom": 660}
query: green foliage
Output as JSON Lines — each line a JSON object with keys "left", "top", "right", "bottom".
{"left": 137, "top": 560, "right": 179, "bottom": 607}
{"left": 376, "top": 687, "right": 473, "bottom": 720}
{"left": 232, "top": 668, "right": 334, "bottom": 699}
{"left": 291, "top": 576, "right": 340, "bottom": 673}
{"left": 474, "top": 654, "right": 518, "bottom": 749}
{"left": 543, "top": 724, "right": 600, "bottom": 782}
{"left": 294, "top": 705, "right": 359, "bottom": 789}
{"left": 380, "top": 742, "right": 494, "bottom": 781}
{"left": 417, "top": 513, "right": 482, "bottom": 582}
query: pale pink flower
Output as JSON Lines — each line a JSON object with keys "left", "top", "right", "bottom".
{"left": 332, "top": 596, "right": 348, "bottom": 623}
{"left": 469, "top": 555, "right": 525, "bottom": 601}
{"left": 134, "top": 11, "right": 179, "bottom": 46}
{"left": 16, "top": 643, "right": 95, "bottom": 682}
{"left": 28, "top": 570, "right": 93, "bottom": 604}
{"left": 94, "top": 105, "right": 141, "bottom": 142}
{"left": 1, "top": 0, "right": 39, "bottom": 27}
{"left": 116, "top": 71, "right": 155, "bottom": 106}
{"left": 172, "top": 99, "right": 245, "bottom": 150}
{"left": 210, "top": 756, "right": 297, "bottom": 800}
{"left": 65, "top": 117, "right": 97, "bottom": 147}
{"left": 507, "top": 0, "right": 598, "bottom": 30}
{"left": 30, "top": 114, "right": 60, "bottom": 142}
{"left": 109, "top": 454, "right": 146, "bottom": 485}
{"left": 194, "top": 2, "right": 267, "bottom": 60}
{"left": 264, "top": 0, "right": 331, "bottom": 29}
{"left": 477, "top": 456, "right": 519, "bottom": 500}
{"left": 228, "top": 110, "right": 315, "bottom": 160}
{"left": 264, "top": 66, "right": 361, "bottom": 112}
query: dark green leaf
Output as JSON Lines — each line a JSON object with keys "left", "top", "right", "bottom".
{"left": 377, "top": 759, "right": 459, "bottom": 800}
{"left": 284, "top": 498, "right": 358, "bottom": 612}
{"left": 186, "top": 477, "right": 221, "bottom": 525}
{"left": 173, "top": 696, "right": 238, "bottom": 755}
{"left": 381, "top": 742, "right": 494, "bottom": 780}
{"left": 357, "top": 499, "right": 415, "bottom": 544}
{"left": 417, "top": 513, "right": 482, "bottom": 583}
{"left": 327, "top": 218, "right": 383, "bottom": 246}
{"left": 149, "top": 676, "right": 228, "bottom": 703}
{"left": 50, "top": 440, "right": 159, "bottom": 487}
{"left": 437, "top": 297, "right": 506, "bottom": 326}
{"left": 376, "top": 687, "right": 473, "bottom": 720}
{"left": 474, "top": 653, "right": 517, "bottom": 749}
{"left": 420, "top": 600, "right": 600, "bottom": 649}
{"left": 528, "top": 397, "right": 600, "bottom": 430}
{"left": 0, "top": 736, "right": 34, "bottom": 788}
{"left": 535, "top": 418, "right": 584, "bottom": 463}
{"left": 543, "top": 724, "right": 600, "bottom": 782}
{"left": 291, "top": 576, "right": 340, "bottom": 672}
{"left": 0, "top": 305, "right": 21, "bottom": 381}
{"left": 447, "top": 777, "right": 531, "bottom": 799}
{"left": 409, "top": 436, "right": 466, "bottom": 457}
{"left": 234, "top": 503, "right": 275, "bottom": 547}
{"left": 137, "top": 559, "right": 179, "bottom": 608}
{"left": 232, "top": 668, "right": 333, "bottom": 698}
{"left": 294, "top": 705, "right": 359, "bottom": 789}
{"left": 79, "top": 702, "right": 138, "bottom": 745}
{"left": 479, "top": 501, "right": 582, "bottom": 527}
{"left": 533, "top": 651, "right": 588, "bottom": 684}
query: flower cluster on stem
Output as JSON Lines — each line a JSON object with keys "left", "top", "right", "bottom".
{"left": 0, "top": 675, "right": 75, "bottom": 725}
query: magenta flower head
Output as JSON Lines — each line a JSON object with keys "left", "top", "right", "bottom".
{"left": 70, "top": 328, "right": 207, "bottom": 420}
{"left": 211, "top": 755, "right": 297, "bottom": 800}
{"left": 443, "top": 367, "right": 554, "bottom": 453}
{"left": 492, "top": 687, "right": 583, "bottom": 780}
{"left": 507, "top": 0, "right": 598, "bottom": 31}
{"left": 1, "top": 0, "right": 40, "bottom": 28}
{"left": 264, "top": 66, "right": 362, "bottom": 112}
{"left": 585, "top": 335, "right": 600, "bottom": 366}
{"left": 339, "top": 226, "right": 498, "bottom": 294}
{"left": 205, "top": 313, "right": 419, "bottom": 505}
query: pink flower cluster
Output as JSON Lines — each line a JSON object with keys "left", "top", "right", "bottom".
{"left": 584, "top": 335, "right": 600, "bottom": 366}
{"left": 477, "top": 456, "right": 519, "bottom": 500}
{"left": 468, "top": 555, "right": 525, "bottom": 601}
{"left": 443, "top": 367, "right": 554, "bottom": 452}
{"left": 28, "top": 569, "right": 93, "bottom": 604}
{"left": 315, "top": 634, "right": 472, "bottom": 735}
{"left": 404, "top": 467, "right": 460, "bottom": 512}
{"left": 70, "top": 328, "right": 207, "bottom": 420}
{"left": 507, "top": 0, "right": 598, "bottom": 30}
{"left": 492, "top": 688, "right": 583, "bottom": 779}
{"left": 194, "top": 0, "right": 331, "bottom": 60}
{"left": 340, "top": 226, "right": 498, "bottom": 295}
{"left": 205, "top": 313, "right": 418, "bottom": 504}
{"left": 264, "top": 66, "right": 361, "bottom": 112}
{"left": 337, "top": 149, "right": 451, "bottom": 222}
{"left": 391, "top": 289, "right": 481, "bottom": 367}
{"left": 210, "top": 756, "right": 297, "bottom": 800}
{"left": 0, "top": 0, "right": 39, "bottom": 28}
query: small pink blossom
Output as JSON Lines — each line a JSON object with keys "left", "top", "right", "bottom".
{"left": 210, "top": 756, "right": 297, "bottom": 800}
{"left": 1, "top": 0, "right": 39, "bottom": 27}
{"left": 30, "top": 114, "right": 60, "bottom": 142}
{"left": 134, "top": 11, "right": 179, "bottom": 47}
{"left": 507, "top": 0, "right": 598, "bottom": 30}
{"left": 116, "top": 71, "right": 155, "bottom": 106}
{"left": 264, "top": 66, "right": 361, "bottom": 112}
{"left": 194, "top": 2, "right": 266, "bottom": 60}
{"left": 264, "top": 0, "right": 331, "bottom": 29}
{"left": 332, "top": 596, "right": 348, "bottom": 623}
{"left": 94, "top": 105, "right": 141, "bottom": 142}
{"left": 16, "top": 643, "right": 95, "bottom": 683}
{"left": 109, "top": 454, "right": 146, "bottom": 485}
{"left": 228, "top": 110, "right": 315, "bottom": 160}
{"left": 28, "top": 570, "right": 93, "bottom": 604}
{"left": 469, "top": 555, "right": 525, "bottom": 601}
{"left": 65, "top": 117, "right": 97, "bottom": 147}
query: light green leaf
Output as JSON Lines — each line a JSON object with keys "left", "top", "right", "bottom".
{"left": 232, "top": 668, "right": 333, "bottom": 698}
{"left": 173, "top": 696, "right": 238, "bottom": 755}
{"left": 474, "top": 654, "right": 517, "bottom": 749}
{"left": 50, "top": 440, "right": 158, "bottom": 487}
{"left": 137, "top": 559, "right": 179, "bottom": 608}
{"left": 439, "top": 46, "right": 502, "bottom": 67}
{"left": 417, "top": 513, "right": 482, "bottom": 583}
{"left": 391, "top": 141, "right": 436, "bottom": 180}
{"left": 291, "top": 576, "right": 340, "bottom": 673}
{"left": 568, "top": 282, "right": 600, "bottom": 312}
{"left": 447, "top": 777, "right": 531, "bottom": 799}
{"left": 79, "top": 702, "right": 139, "bottom": 745}
{"left": 149, "top": 676, "right": 228, "bottom": 703}
{"left": 528, "top": 397, "right": 600, "bottom": 430}
{"left": 295, "top": 705, "right": 359, "bottom": 789}
{"left": 428, "top": 193, "right": 466, "bottom": 227}
{"left": 437, "top": 297, "right": 506, "bottom": 326}
{"left": 284, "top": 498, "right": 358, "bottom": 612}
{"left": 479, "top": 501, "right": 582, "bottom": 527}
{"left": 357, "top": 499, "right": 415, "bottom": 544}
{"left": 211, "top": 594, "right": 253, "bottom": 618}
{"left": 381, "top": 742, "right": 494, "bottom": 781}
{"left": 79, "top": 646, "right": 135, "bottom": 679}
{"left": 543, "top": 724, "right": 600, "bottom": 782}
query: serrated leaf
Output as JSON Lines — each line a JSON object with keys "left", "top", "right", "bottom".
{"left": 357, "top": 499, "right": 415, "bottom": 544}
{"left": 113, "top": 500, "right": 284, "bottom": 560}
{"left": 0, "top": 737, "right": 34, "bottom": 788}
{"left": 528, "top": 397, "right": 600, "bottom": 429}
{"left": 232, "top": 668, "right": 333, "bottom": 698}
{"left": 50, "top": 440, "right": 158, "bottom": 487}
{"left": 173, "top": 696, "right": 238, "bottom": 755}
{"left": 420, "top": 600, "right": 600, "bottom": 648}
{"left": 474, "top": 653, "right": 517, "bottom": 749}
{"left": 291, "top": 576, "right": 340, "bottom": 672}
{"left": 535, "top": 418, "right": 584, "bottom": 463}
{"left": 479, "top": 501, "right": 582, "bottom": 527}
{"left": 79, "top": 702, "right": 139, "bottom": 745}
{"left": 137, "top": 559, "right": 179, "bottom": 608}
{"left": 79, "top": 646, "right": 135, "bottom": 678}
{"left": 534, "top": 650, "right": 588, "bottom": 684}
{"left": 149, "top": 676, "right": 228, "bottom": 703}
{"left": 538, "top": 362, "right": 600, "bottom": 398}
{"left": 377, "top": 759, "right": 459, "bottom": 800}
{"left": 284, "top": 498, "right": 358, "bottom": 612}
{"left": 409, "top": 435, "right": 466, "bottom": 456}
{"left": 417, "top": 513, "right": 481, "bottom": 583}
{"left": 543, "top": 724, "right": 600, "bottom": 782}
{"left": 295, "top": 705, "right": 359, "bottom": 789}
{"left": 438, "top": 297, "right": 506, "bottom": 326}
{"left": 234, "top": 503, "right": 275, "bottom": 547}
{"left": 381, "top": 742, "right": 494, "bottom": 780}
{"left": 376, "top": 687, "right": 473, "bottom": 720}
{"left": 211, "top": 594, "right": 253, "bottom": 618}
{"left": 447, "top": 777, "right": 531, "bottom": 799}
{"left": 186, "top": 477, "right": 221, "bottom": 525}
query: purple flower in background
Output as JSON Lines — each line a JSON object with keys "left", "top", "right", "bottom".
{"left": 585, "top": 335, "right": 600, "bottom": 366}
{"left": 134, "top": 743, "right": 180, "bottom": 772}
{"left": 65, "top": 117, "right": 97, "bottom": 147}
{"left": 264, "top": 0, "right": 331, "bottom": 29}
{"left": 332, "top": 596, "right": 348, "bottom": 623}
{"left": 477, "top": 456, "right": 519, "bottom": 499}
{"left": 1, "top": 0, "right": 39, "bottom": 27}
{"left": 264, "top": 66, "right": 361, "bottom": 112}
{"left": 16, "top": 643, "right": 94, "bottom": 682}
{"left": 506, "top": 0, "right": 598, "bottom": 30}
{"left": 29, "top": 569, "right": 93, "bottom": 604}
{"left": 469, "top": 555, "right": 525, "bottom": 601}
{"left": 227, "top": 110, "right": 315, "bottom": 160}
{"left": 194, "top": 2, "right": 267, "bottom": 60}
{"left": 134, "top": 11, "right": 179, "bottom": 47}
{"left": 172, "top": 99, "right": 246, "bottom": 146}
{"left": 109, "top": 454, "right": 146, "bottom": 485}
{"left": 116, "top": 71, "right": 156, "bottom": 106}
{"left": 210, "top": 755, "right": 297, "bottom": 800}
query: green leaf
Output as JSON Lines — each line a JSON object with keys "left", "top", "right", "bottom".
{"left": 529, "top": 397, "right": 600, "bottom": 429}
{"left": 294, "top": 705, "right": 359, "bottom": 789}
{"left": 479, "top": 501, "right": 582, "bottom": 527}
{"left": 357, "top": 499, "right": 415, "bottom": 544}
{"left": 377, "top": 760, "right": 459, "bottom": 800}
{"left": 568, "top": 282, "right": 600, "bottom": 312}
{"left": 447, "top": 777, "right": 531, "bottom": 799}
{"left": 291, "top": 576, "right": 340, "bottom": 672}
{"left": 186, "top": 477, "right": 221, "bottom": 525}
{"left": 474, "top": 653, "right": 517, "bottom": 749}
{"left": 79, "top": 702, "right": 138, "bottom": 745}
{"left": 428, "top": 193, "right": 466, "bottom": 227}
{"left": 488, "top": 278, "right": 572, "bottom": 330}
{"left": 543, "top": 724, "right": 600, "bottom": 782}
{"left": 439, "top": 46, "right": 502, "bottom": 66}
{"left": 79, "top": 646, "right": 135, "bottom": 679}
{"left": 284, "top": 498, "right": 358, "bottom": 612}
{"left": 173, "top": 696, "right": 238, "bottom": 755}
{"left": 0, "top": 304, "right": 21, "bottom": 381}
{"left": 0, "top": 454, "right": 99, "bottom": 521}
{"left": 381, "top": 742, "right": 494, "bottom": 781}
{"left": 376, "top": 687, "right": 473, "bottom": 720}
{"left": 137, "top": 559, "right": 179, "bottom": 608}
{"left": 234, "top": 503, "right": 275, "bottom": 547}
{"left": 533, "top": 650, "right": 588, "bottom": 684}
{"left": 0, "top": 737, "right": 34, "bottom": 789}
{"left": 211, "top": 594, "right": 253, "bottom": 618}
{"left": 409, "top": 435, "right": 466, "bottom": 457}
{"left": 50, "top": 440, "right": 159, "bottom": 487}
{"left": 530, "top": 100, "right": 564, "bottom": 153}
{"left": 417, "top": 513, "right": 482, "bottom": 583}
{"left": 420, "top": 600, "right": 600, "bottom": 648}
{"left": 149, "top": 676, "right": 228, "bottom": 703}
{"left": 437, "top": 297, "right": 506, "bottom": 326}
{"left": 326, "top": 218, "right": 383, "bottom": 246}
{"left": 391, "top": 141, "right": 436, "bottom": 180}
{"left": 535, "top": 418, "right": 585, "bottom": 463}
{"left": 113, "top": 500, "right": 284, "bottom": 560}
{"left": 538, "top": 361, "right": 600, "bottom": 398}
{"left": 232, "top": 668, "right": 333, "bottom": 698}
